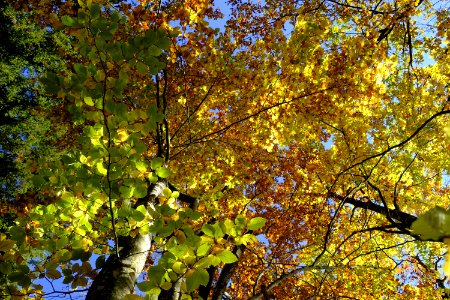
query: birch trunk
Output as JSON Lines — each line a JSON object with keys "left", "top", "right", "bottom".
{"left": 86, "top": 180, "right": 167, "bottom": 300}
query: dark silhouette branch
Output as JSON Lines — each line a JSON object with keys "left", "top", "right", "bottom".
{"left": 171, "top": 87, "right": 337, "bottom": 159}
{"left": 211, "top": 244, "right": 245, "bottom": 300}
{"left": 340, "top": 109, "right": 450, "bottom": 175}
{"left": 329, "top": 192, "right": 417, "bottom": 230}
{"left": 198, "top": 266, "right": 217, "bottom": 299}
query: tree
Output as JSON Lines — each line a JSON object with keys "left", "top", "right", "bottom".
{"left": 3, "top": 0, "right": 450, "bottom": 299}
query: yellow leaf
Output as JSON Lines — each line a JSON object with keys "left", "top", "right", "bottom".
{"left": 96, "top": 161, "right": 107, "bottom": 175}
{"left": 124, "top": 295, "right": 144, "bottom": 300}
{"left": 0, "top": 239, "right": 15, "bottom": 252}
{"left": 116, "top": 128, "right": 129, "bottom": 142}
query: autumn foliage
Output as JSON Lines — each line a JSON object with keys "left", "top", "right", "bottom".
{"left": 2, "top": 0, "right": 450, "bottom": 299}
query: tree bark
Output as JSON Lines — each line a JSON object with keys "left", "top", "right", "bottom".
{"left": 86, "top": 180, "right": 167, "bottom": 300}
{"left": 86, "top": 233, "right": 152, "bottom": 300}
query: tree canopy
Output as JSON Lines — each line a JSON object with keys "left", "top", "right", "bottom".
{"left": 2, "top": 0, "right": 450, "bottom": 299}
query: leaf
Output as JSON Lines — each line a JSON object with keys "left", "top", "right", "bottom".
{"left": 202, "top": 224, "right": 215, "bottom": 238}
{"left": 84, "top": 97, "right": 94, "bottom": 106}
{"left": 216, "top": 249, "right": 238, "bottom": 264}
{"left": 194, "top": 255, "right": 220, "bottom": 269}
{"left": 133, "top": 184, "right": 148, "bottom": 198}
{"left": 162, "top": 187, "right": 172, "bottom": 198}
{"left": 172, "top": 262, "right": 187, "bottom": 274}
{"left": 148, "top": 105, "right": 165, "bottom": 123}
{"left": 123, "top": 295, "right": 144, "bottom": 300}
{"left": 0, "top": 239, "right": 15, "bottom": 252}
{"left": 247, "top": 217, "right": 266, "bottom": 231}
{"left": 160, "top": 281, "right": 172, "bottom": 290}
{"left": 156, "top": 167, "right": 170, "bottom": 178}
{"left": 235, "top": 215, "right": 247, "bottom": 227}
{"left": 46, "top": 269, "right": 62, "bottom": 279}
{"left": 9, "top": 226, "right": 25, "bottom": 244}
{"left": 147, "top": 172, "right": 159, "bottom": 183}
{"left": 147, "top": 265, "right": 166, "bottom": 285}
{"left": 196, "top": 243, "right": 211, "bottom": 257}
{"left": 411, "top": 206, "right": 450, "bottom": 240}
{"left": 136, "top": 62, "right": 148, "bottom": 75}
{"left": 89, "top": 3, "right": 101, "bottom": 20}
{"left": 0, "top": 262, "right": 12, "bottom": 275}
{"left": 168, "top": 244, "right": 188, "bottom": 259}
{"left": 131, "top": 210, "right": 145, "bottom": 222}
{"left": 95, "top": 256, "right": 105, "bottom": 269}
{"left": 137, "top": 281, "right": 156, "bottom": 292}
{"left": 31, "top": 174, "right": 46, "bottom": 187}
{"left": 61, "top": 15, "right": 76, "bottom": 26}
{"left": 96, "top": 161, "right": 107, "bottom": 175}
{"left": 235, "top": 234, "right": 258, "bottom": 246}
{"left": 119, "top": 185, "right": 134, "bottom": 198}
{"left": 135, "top": 161, "right": 148, "bottom": 172}
{"left": 185, "top": 269, "right": 209, "bottom": 293}
{"left": 151, "top": 157, "right": 165, "bottom": 170}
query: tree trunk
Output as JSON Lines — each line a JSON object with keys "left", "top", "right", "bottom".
{"left": 86, "top": 233, "right": 152, "bottom": 300}
{"left": 86, "top": 180, "right": 167, "bottom": 300}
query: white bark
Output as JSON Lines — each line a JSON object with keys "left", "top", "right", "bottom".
{"left": 86, "top": 180, "right": 167, "bottom": 300}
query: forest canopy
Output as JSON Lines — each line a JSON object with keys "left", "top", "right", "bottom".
{"left": 2, "top": 0, "right": 450, "bottom": 299}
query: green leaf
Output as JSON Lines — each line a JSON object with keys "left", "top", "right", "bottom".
{"left": 0, "top": 262, "right": 12, "bottom": 275}
{"left": 134, "top": 184, "right": 148, "bottom": 198}
{"left": 235, "top": 233, "right": 258, "bottom": 246}
{"left": 147, "top": 265, "right": 166, "bottom": 285}
{"left": 194, "top": 255, "right": 220, "bottom": 269}
{"left": 41, "top": 71, "right": 61, "bottom": 94}
{"left": 160, "top": 281, "right": 172, "bottom": 290}
{"left": 149, "top": 218, "right": 164, "bottom": 234}
{"left": 132, "top": 210, "right": 145, "bottom": 222}
{"left": 216, "top": 250, "right": 238, "bottom": 264}
{"left": 135, "top": 141, "right": 147, "bottom": 154}
{"left": 159, "top": 252, "right": 177, "bottom": 269}
{"left": 137, "top": 280, "right": 157, "bottom": 292}
{"left": 74, "top": 63, "right": 87, "bottom": 77}
{"left": 185, "top": 269, "right": 209, "bottom": 293}
{"left": 147, "top": 172, "right": 158, "bottom": 184}
{"left": 135, "top": 161, "right": 148, "bottom": 172}
{"left": 84, "top": 97, "right": 95, "bottom": 106}
{"left": 235, "top": 215, "right": 247, "bottom": 227}
{"left": 95, "top": 256, "right": 106, "bottom": 269}
{"left": 89, "top": 3, "right": 101, "bottom": 20}
{"left": 169, "top": 244, "right": 188, "bottom": 259}
{"left": 411, "top": 206, "right": 450, "bottom": 240}
{"left": 56, "top": 236, "right": 69, "bottom": 249}
{"left": 61, "top": 15, "right": 76, "bottom": 26}
{"left": 96, "top": 161, "right": 107, "bottom": 175}
{"left": 196, "top": 243, "right": 211, "bottom": 257}
{"left": 148, "top": 105, "right": 165, "bottom": 123}
{"left": 31, "top": 175, "right": 45, "bottom": 187}
{"left": 147, "top": 45, "right": 162, "bottom": 56}
{"left": 124, "top": 295, "right": 144, "bottom": 300}
{"left": 137, "top": 62, "right": 148, "bottom": 75}
{"left": 247, "top": 217, "right": 266, "bottom": 231}
{"left": 119, "top": 185, "right": 134, "bottom": 198}
{"left": 151, "top": 157, "right": 165, "bottom": 170}
{"left": 156, "top": 167, "right": 170, "bottom": 178}
{"left": 9, "top": 226, "right": 26, "bottom": 244}
{"left": 202, "top": 224, "right": 215, "bottom": 238}
{"left": 95, "top": 35, "right": 106, "bottom": 51}
{"left": 163, "top": 188, "right": 172, "bottom": 198}
{"left": 172, "top": 261, "right": 187, "bottom": 274}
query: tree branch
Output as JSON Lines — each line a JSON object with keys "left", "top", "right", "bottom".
{"left": 340, "top": 109, "right": 450, "bottom": 175}
{"left": 329, "top": 192, "right": 417, "bottom": 230}
{"left": 211, "top": 244, "right": 245, "bottom": 300}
